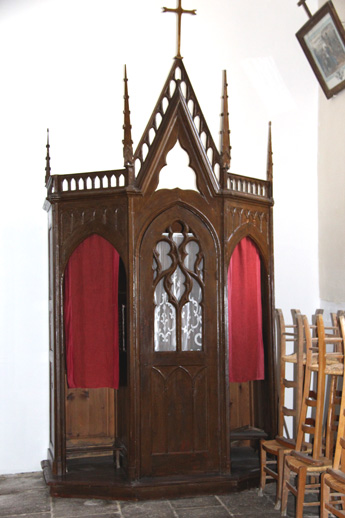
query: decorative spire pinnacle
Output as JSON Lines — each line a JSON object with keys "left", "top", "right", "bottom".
{"left": 220, "top": 70, "right": 231, "bottom": 171}
{"left": 163, "top": 0, "right": 196, "bottom": 59}
{"left": 45, "top": 128, "right": 51, "bottom": 187}
{"left": 123, "top": 65, "right": 134, "bottom": 167}
{"left": 266, "top": 121, "right": 273, "bottom": 183}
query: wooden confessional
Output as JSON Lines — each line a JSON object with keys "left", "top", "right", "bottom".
{"left": 42, "top": 57, "right": 277, "bottom": 499}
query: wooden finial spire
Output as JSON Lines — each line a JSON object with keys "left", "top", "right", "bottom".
{"left": 266, "top": 121, "right": 273, "bottom": 183}
{"left": 45, "top": 128, "right": 51, "bottom": 187}
{"left": 163, "top": 0, "right": 196, "bottom": 59}
{"left": 123, "top": 65, "right": 134, "bottom": 167}
{"left": 220, "top": 70, "right": 231, "bottom": 171}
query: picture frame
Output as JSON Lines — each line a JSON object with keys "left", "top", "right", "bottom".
{"left": 296, "top": 1, "right": 345, "bottom": 99}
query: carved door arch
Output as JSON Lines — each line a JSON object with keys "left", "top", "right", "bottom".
{"left": 139, "top": 205, "right": 220, "bottom": 477}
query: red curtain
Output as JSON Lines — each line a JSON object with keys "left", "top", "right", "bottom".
{"left": 64, "top": 234, "right": 120, "bottom": 389}
{"left": 228, "top": 237, "right": 264, "bottom": 383}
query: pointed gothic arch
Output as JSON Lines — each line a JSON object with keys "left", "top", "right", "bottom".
{"left": 227, "top": 234, "right": 276, "bottom": 441}
{"left": 62, "top": 234, "right": 128, "bottom": 462}
{"left": 227, "top": 236, "right": 264, "bottom": 384}
{"left": 138, "top": 204, "right": 220, "bottom": 477}
{"left": 63, "top": 234, "right": 121, "bottom": 389}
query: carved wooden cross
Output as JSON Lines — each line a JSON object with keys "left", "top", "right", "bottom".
{"left": 163, "top": 0, "right": 196, "bottom": 59}
{"left": 297, "top": 0, "right": 312, "bottom": 19}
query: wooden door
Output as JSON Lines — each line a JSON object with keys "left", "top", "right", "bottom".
{"left": 139, "top": 208, "right": 219, "bottom": 477}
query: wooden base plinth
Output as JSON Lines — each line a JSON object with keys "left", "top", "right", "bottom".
{"left": 42, "top": 447, "right": 260, "bottom": 501}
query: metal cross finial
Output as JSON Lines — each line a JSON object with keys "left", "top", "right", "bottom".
{"left": 163, "top": 0, "right": 196, "bottom": 59}
{"left": 297, "top": 0, "right": 312, "bottom": 19}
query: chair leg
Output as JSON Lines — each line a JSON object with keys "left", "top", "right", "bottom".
{"left": 321, "top": 473, "right": 330, "bottom": 518}
{"left": 274, "top": 448, "right": 285, "bottom": 510}
{"left": 295, "top": 467, "right": 307, "bottom": 518}
{"left": 258, "top": 441, "right": 267, "bottom": 497}
{"left": 281, "top": 459, "right": 291, "bottom": 516}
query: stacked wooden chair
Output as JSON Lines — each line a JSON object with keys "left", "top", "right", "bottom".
{"left": 321, "top": 411, "right": 345, "bottom": 517}
{"left": 321, "top": 314, "right": 345, "bottom": 518}
{"left": 281, "top": 313, "right": 344, "bottom": 517}
{"left": 259, "top": 308, "right": 304, "bottom": 509}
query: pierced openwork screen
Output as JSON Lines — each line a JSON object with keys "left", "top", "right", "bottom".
{"left": 153, "top": 222, "right": 204, "bottom": 352}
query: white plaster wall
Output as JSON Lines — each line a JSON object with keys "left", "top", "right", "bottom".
{"left": 0, "top": 0, "right": 320, "bottom": 474}
{"left": 318, "top": 0, "right": 345, "bottom": 315}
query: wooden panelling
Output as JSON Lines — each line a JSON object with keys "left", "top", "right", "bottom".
{"left": 65, "top": 387, "right": 115, "bottom": 458}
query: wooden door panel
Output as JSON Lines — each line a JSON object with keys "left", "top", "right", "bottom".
{"left": 229, "top": 382, "right": 253, "bottom": 431}
{"left": 139, "top": 207, "right": 219, "bottom": 477}
{"left": 193, "top": 368, "right": 208, "bottom": 451}
{"left": 167, "top": 367, "right": 195, "bottom": 453}
{"left": 151, "top": 368, "right": 168, "bottom": 455}
{"left": 65, "top": 387, "right": 115, "bottom": 457}
{"left": 150, "top": 365, "right": 208, "bottom": 455}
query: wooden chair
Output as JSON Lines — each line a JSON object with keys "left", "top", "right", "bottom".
{"left": 320, "top": 311, "right": 342, "bottom": 458}
{"left": 259, "top": 309, "right": 304, "bottom": 509}
{"left": 321, "top": 410, "right": 345, "bottom": 518}
{"left": 321, "top": 315, "right": 345, "bottom": 518}
{"left": 324, "top": 374, "right": 342, "bottom": 466}
{"left": 281, "top": 313, "right": 344, "bottom": 517}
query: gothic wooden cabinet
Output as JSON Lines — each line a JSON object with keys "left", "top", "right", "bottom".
{"left": 42, "top": 58, "right": 277, "bottom": 499}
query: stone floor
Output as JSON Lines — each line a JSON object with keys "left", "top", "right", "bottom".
{"left": 0, "top": 472, "right": 319, "bottom": 518}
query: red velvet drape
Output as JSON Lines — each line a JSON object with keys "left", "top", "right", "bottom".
{"left": 228, "top": 237, "right": 264, "bottom": 383}
{"left": 64, "top": 234, "right": 120, "bottom": 389}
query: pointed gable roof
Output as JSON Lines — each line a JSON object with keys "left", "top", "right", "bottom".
{"left": 133, "top": 58, "right": 221, "bottom": 196}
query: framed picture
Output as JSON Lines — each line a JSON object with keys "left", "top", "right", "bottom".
{"left": 296, "top": 1, "right": 345, "bottom": 99}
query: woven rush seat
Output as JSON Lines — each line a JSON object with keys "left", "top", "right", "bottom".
{"left": 285, "top": 453, "right": 332, "bottom": 473}
{"left": 281, "top": 351, "right": 305, "bottom": 364}
{"left": 283, "top": 352, "right": 343, "bottom": 367}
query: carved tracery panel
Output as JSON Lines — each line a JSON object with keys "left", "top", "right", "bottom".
{"left": 153, "top": 222, "right": 204, "bottom": 352}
